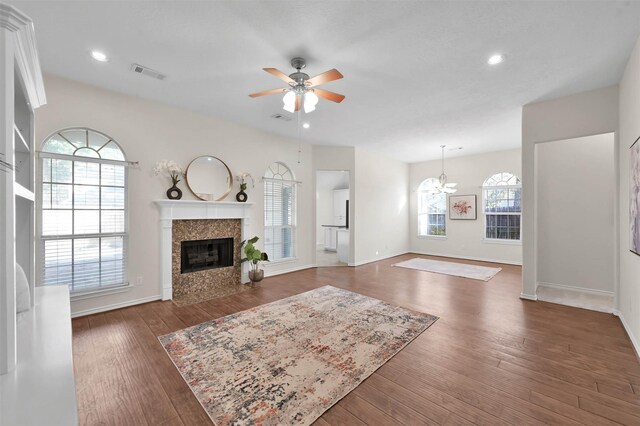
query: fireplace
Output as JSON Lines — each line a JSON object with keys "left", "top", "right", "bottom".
{"left": 155, "top": 200, "right": 253, "bottom": 301}
{"left": 181, "top": 238, "right": 234, "bottom": 274}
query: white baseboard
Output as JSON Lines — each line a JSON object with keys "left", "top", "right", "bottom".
{"left": 613, "top": 309, "right": 640, "bottom": 361}
{"left": 536, "top": 281, "right": 614, "bottom": 313}
{"left": 71, "top": 294, "right": 162, "bottom": 318}
{"left": 241, "top": 264, "right": 316, "bottom": 282}
{"left": 409, "top": 250, "right": 522, "bottom": 266}
{"left": 520, "top": 292, "right": 538, "bottom": 301}
{"left": 348, "top": 251, "right": 409, "bottom": 267}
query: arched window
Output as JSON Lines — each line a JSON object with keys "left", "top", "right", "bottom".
{"left": 264, "top": 162, "right": 296, "bottom": 260}
{"left": 40, "top": 128, "right": 128, "bottom": 293}
{"left": 483, "top": 172, "right": 521, "bottom": 241}
{"left": 418, "top": 178, "right": 446, "bottom": 236}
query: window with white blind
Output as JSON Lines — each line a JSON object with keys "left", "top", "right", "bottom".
{"left": 418, "top": 178, "right": 447, "bottom": 236}
{"left": 263, "top": 162, "right": 296, "bottom": 261}
{"left": 483, "top": 172, "right": 522, "bottom": 241}
{"left": 39, "top": 128, "right": 128, "bottom": 294}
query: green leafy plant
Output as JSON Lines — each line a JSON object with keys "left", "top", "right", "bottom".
{"left": 241, "top": 236, "right": 269, "bottom": 271}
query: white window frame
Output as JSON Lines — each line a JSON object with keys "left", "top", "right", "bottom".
{"left": 417, "top": 178, "right": 447, "bottom": 238}
{"left": 482, "top": 172, "right": 522, "bottom": 243}
{"left": 263, "top": 162, "right": 297, "bottom": 262}
{"left": 38, "top": 128, "right": 129, "bottom": 297}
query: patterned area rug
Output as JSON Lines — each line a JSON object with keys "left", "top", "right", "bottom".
{"left": 158, "top": 285, "right": 438, "bottom": 425}
{"left": 393, "top": 257, "right": 502, "bottom": 281}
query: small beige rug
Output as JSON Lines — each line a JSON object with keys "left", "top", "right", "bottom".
{"left": 159, "top": 285, "right": 438, "bottom": 425}
{"left": 393, "top": 257, "right": 502, "bottom": 281}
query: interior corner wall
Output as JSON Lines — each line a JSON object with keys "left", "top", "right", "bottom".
{"left": 35, "top": 74, "right": 314, "bottom": 316}
{"left": 409, "top": 149, "right": 522, "bottom": 265}
{"left": 521, "top": 85, "right": 619, "bottom": 300}
{"left": 353, "top": 147, "right": 409, "bottom": 265}
{"left": 618, "top": 34, "right": 640, "bottom": 351}
{"left": 536, "top": 134, "right": 615, "bottom": 300}
{"left": 312, "top": 145, "right": 355, "bottom": 264}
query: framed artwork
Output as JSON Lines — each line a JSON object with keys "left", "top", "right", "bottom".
{"left": 631, "top": 136, "right": 640, "bottom": 256}
{"left": 449, "top": 195, "right": 477, "bottom": 220}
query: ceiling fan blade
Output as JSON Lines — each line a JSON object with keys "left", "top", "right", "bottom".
{"left": 295, "top": 95, "right": 300, "bottom": 112}
{"left": 313, "top": 88, "right": 345, "bottom": 103}
{"left": 263, "top": 68, "right": 295, "bottom": 84}
{"left": 307, "top": 69, "right": 343, "bottom": 86}
{"left": 249, "top": 88, "right": 285, "bottom": 98}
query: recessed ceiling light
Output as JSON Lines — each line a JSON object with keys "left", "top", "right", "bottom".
{"left": 90, "top": 50, "right": 109, "bottom": 62}
{"left": 302, "top": 123, "right": 310, "bottom": 129}
{"left": 487, "top": 54, "right": 504, "bottom": 65}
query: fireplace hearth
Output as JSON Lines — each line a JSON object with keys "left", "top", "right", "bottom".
{"left": 181, "top": 238, "right": 234, "bottom": 274}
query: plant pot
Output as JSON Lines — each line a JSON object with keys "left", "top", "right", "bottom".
{"left": 236, "top": 189, "right": 248, "bottom": 202}
{"left": 248, "top": 269, "right": 264, "bottom": 283}
{"left": 167, "top": 184, "right": 182, "bottom": 200}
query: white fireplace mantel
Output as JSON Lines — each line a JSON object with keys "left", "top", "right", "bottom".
{"left": 154, "top": 200, "right": 254, "bottom": 300}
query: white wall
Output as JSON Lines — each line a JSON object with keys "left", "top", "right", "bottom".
{"left": 521, "top": 85, "right": 619, "bottom": 299}
{"left": 618, "top": 34, "right": 640, "bottom": 351}
{"left": 353, "top": 147, "right": 409, "bottom": 265}
{"left": 35, "top": 74, "right": 314, "bottom": 316}
{"left": 536, "top": 134, "right": 615, "bottom": 302}
{"left": 409, "top": 149, "right": 522, "bottom": 264}
{"left": 315, "top": 189, "right": 333, "bottom": 245}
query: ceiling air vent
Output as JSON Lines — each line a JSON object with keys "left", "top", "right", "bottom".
{"left": 130, "top": 63, "right": 167, "bottom": 80}
{"left": 271, "top": 113, "right": 292, "bottom": 122}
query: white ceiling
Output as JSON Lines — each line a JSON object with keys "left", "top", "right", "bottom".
{"left": 12, "top": 1, "right": 640, "bottom": 163}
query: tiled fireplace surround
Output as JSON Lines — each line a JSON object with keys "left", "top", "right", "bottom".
{"left": 154, "top": 201, "right": 253, "bottom": 301}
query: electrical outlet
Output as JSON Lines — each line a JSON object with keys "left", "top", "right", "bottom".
{"left": 136, "top": 276, "right": 143, "bottom": 286}
{"left": 375, "top": 250, "right": 379, "bottom": 256}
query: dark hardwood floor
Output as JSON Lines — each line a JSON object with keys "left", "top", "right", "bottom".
{"left": 72, "top": 254, "right": 640, "bottom": 425}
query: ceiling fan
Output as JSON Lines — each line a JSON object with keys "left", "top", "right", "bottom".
{"left": 249, "top": 57, "right": 345, "bottom": 113}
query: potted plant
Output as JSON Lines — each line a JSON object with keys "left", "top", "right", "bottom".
{"left": 241, "top": 236, "right": 269, "bottom": 283}
{"left": 153, "top": 160, "right": 184, "bottom": 200}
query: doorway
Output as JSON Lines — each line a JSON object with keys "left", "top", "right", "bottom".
{"left": 316, "top": 170, "right": 350, "bottom": 267}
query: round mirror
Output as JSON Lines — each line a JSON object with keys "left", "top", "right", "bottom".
{"left": 185, "top": 156, "right": 233, "bottom": 201}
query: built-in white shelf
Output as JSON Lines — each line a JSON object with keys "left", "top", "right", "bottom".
{"left": 0, "top": 286, "right": 78, "bottom": 426}
{"left": 13, "top": 124, "right": 29, "bottom": 153}
{"left": 13, "top": 182, "right": 34, "bottom": 202}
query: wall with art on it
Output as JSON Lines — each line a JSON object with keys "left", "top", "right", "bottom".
{"left": 409, "top": 149, "right": 522, "bottom": 265}
{"left": 535, "top": 133, "right": 616, "bottom": 311}
{"left": 35, "top": 74, "right": 315, "bottom": 317}
{"left": 618, "top": 33, "right": 640, "bottom": 353}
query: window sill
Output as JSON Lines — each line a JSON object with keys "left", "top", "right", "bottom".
{"left": 483, "top": 238, "right": 522, "bottom": 246}
{"left": 416, "top": 235, "right": 448, "bottom": 240}
{"left": 264, "top": 257, "right": 298, "bottom": 266}
{"left": 69, "top": 283, "right": 133, "bottom": 301}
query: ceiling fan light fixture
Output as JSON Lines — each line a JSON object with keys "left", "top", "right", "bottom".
{"left": 304, "top": 91, "right": 319, "bottom": 113}
{"left": 282, "top": 90, "right": 296, "bottom": 113}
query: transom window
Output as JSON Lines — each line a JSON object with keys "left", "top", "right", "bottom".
{"left": 483, "top": 172, "right": 521, "bottom": 241}
{"left": 40, "top": 128, "right": 127, "bottom": 293}
{"left": 263, "top": 162, "right": 296, "bottom": 261}
{"left": 418, "top": 178, "right": 446, "bottom": 236}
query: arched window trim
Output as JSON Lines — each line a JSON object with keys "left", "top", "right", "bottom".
{"left": 39, "top": 127, "right": 129, "bottom": 296}
{"left": 418, "top": 177, "right": 447, "bottom": 237}
{"left": 41, "top": 127, "right": 127, "bottom": 162}
{"left": 263, "top": 161, "right": 297, "bottom": 262}
{"left": 482, "top": 171, "right": 522, "bottom": 242}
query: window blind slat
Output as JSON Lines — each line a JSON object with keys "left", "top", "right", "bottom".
{"left": 264, "top": 163, "right": 296, "bottom": 260}
{"left": 40, "top": 131, "right": 128, "bottom": 293}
